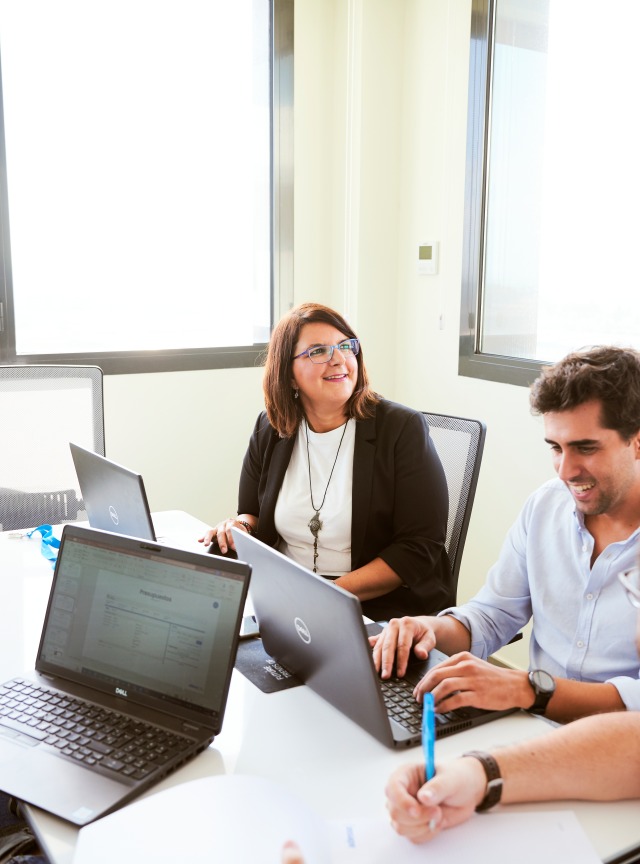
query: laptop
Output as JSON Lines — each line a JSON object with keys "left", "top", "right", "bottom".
{"left": 232, "top": 529, "right": 516, "bottom": 749}
{"left": 70, "top": 442, "right": 157, "bottom": 541}
{"left": 0, "top": 524, "right": 251, "bottom": 825}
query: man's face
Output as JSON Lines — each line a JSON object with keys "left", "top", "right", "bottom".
{"left": 543, "top": 399, "right": 640, "bottom": 519}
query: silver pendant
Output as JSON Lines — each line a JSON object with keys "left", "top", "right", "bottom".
{"left": 308, "top": 511, "right": 322, "bottom": 539}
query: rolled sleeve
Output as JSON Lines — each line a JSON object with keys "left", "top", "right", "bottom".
{"left": 607, "top": 675, "right": 640, "bottom": 711}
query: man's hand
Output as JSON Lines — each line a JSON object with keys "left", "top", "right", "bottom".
{"left": 369, "top": 616, "right": 437, "bottom": 678}
{"left": 281, "top": 840, "right": 304, "bottom": 863}
{"left": 385, "top": 758, "right": 487, "bottom": 843}
{"left": 413, "top": 651, "right": 532, "bottom": 709}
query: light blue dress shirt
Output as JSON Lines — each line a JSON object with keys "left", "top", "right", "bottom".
{"left": 441, "top": 477, "right": 640, "bottom": 710}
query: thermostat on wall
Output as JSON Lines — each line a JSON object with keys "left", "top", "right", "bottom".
{"left": 417, "top": 241, "right": 439, "bottom": 275}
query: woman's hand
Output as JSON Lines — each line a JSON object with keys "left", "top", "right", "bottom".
{"left": 198, "top": 516, "right": 256, "bottom": 554}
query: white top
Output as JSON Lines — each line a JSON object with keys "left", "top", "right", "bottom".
{"left": 275, "top": 419, "right": 355, "bottom": 576}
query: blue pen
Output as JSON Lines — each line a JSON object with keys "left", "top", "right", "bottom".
{"left": 422, "top": 692, "right": 436, "bottom": 781}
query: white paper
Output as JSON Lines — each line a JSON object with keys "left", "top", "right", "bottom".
{"left": 73, "top": 775, "right": 600, "bottom": 864}
{"left": 73, "top": 775, "right": 331, "bottom": 864}
{"left": 328, "top": 811, "right": 601, "bottom": 863}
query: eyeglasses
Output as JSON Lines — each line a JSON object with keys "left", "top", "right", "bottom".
{"left": 292, "top": 338, "right": 360, "bottom": 365}
{"left": 619, "top": 567, "right": 640, "bottom": 609}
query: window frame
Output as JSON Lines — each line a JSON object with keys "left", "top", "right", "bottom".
{"left": 458, "top": 0, "right": 544, "bottom": 388}
{"left": 0, "top": 0, "right": 293, "bottom": 375}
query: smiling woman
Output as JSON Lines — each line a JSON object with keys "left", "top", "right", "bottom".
{"left": 202, "top": 302, "right": 455, "bottom": 621}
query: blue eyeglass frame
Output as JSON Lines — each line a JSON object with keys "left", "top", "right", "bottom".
{"left": 292, "top": 338, "right": 360, "bottom": 364}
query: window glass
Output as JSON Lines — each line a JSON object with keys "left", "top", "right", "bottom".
{"left": 0, "top": 0, "right": 273, "bottom": 363}
{"left": 462, "top": 0, "right": 640, "bottom": 381}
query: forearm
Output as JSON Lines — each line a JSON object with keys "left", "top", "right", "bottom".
{"left": 431, "top": 614, "right": 472, "bottom": 655}
{"left": 335, "top": 557, "right": 403, "bottom": 601}
{"left": 386, "top": 712, "right": 640, "bottom": 844}
{"left": 543, "top": 678, "right": 626, "bottom": 723}
{"left": 497, "top": 712, "right": 640, "bottom": 802}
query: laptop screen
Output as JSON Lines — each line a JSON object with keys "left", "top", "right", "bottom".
{"left": 37, "top": 528, "right": 249, "bottom": 723}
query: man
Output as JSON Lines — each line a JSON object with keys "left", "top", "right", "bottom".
{"left": 372, "top": 346, "right": 640, "bottom": 723}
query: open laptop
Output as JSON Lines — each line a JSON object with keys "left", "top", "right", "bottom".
{"left": 232, "top": 529, "right": 516, "bottom": 749}
{"left": 0, "top": 524, "right": 251, "bottom": 825}
{"left": 70, "top": 442, "right": 157, "bottom": 541}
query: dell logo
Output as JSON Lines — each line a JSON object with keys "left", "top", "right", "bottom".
{"left": 109, "top": 505, "right": 119, "bottom": 526}
{"left": 115, "top": 687, "right": 128, "bottom": 698}
{"left": 294, "top": 617, "right": 311, "bottom": 644}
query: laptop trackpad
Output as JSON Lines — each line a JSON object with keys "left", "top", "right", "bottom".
{"left": 0, "top": 741, "right": 126, "bottom": 825}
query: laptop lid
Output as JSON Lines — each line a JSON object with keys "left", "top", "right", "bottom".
{"left": 232, "top": 529, "right": 427, "bottom": 748}
{"left": 70, "top": 441, "right": 156, "bottom": 541}
{"left": 0, "top": 524, "right": 251, "bottom": 824}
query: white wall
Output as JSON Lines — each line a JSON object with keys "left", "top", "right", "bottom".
{"left": 104, "top": 0, "right": 558, "bottom": 667}
{"left": 102, "top": 366, "right": 264, "bottom": 528}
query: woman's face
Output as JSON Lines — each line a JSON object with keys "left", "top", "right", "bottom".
{"left": 290, "top": 322, "right": 358, "bottom": 418}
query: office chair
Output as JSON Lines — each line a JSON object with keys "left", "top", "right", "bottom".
{"left": 423, "top": 412, "right": 486, "bottom": 598}
{"left": 0, "top": 365, "right": 105, "bottom": 531}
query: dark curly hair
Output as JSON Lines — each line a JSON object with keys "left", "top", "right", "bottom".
{"left": 530, "top": 345, "right": 640, "bottom": 439}
{"left": 262, "top": 302, "right": 381, "bottom": 438}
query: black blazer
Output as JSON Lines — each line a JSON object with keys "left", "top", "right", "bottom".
{"left": 237, "top": 399, "right": 453, "bottom": 619}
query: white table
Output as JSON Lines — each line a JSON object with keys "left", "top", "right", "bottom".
{"left": 2, "top": 516, "right": 639, "bottom": 864}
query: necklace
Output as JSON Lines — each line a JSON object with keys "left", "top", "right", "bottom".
{"left": 305, "top": 418, "right": 349, "bottom": 573}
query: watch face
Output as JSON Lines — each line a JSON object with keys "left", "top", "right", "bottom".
{"left": 531, "top": 669, "right": 555, "bottom": 693}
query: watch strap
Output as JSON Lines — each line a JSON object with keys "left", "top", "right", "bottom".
{"left": 463, "top": 750, "right": 503, "bottom": 812}
{"left": 528, "top": 669, "right": 555, "bottom": 715}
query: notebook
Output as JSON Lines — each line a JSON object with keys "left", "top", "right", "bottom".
{"left": 0, "top": 524, "right": 251, "bottom": 825}
{"left": 70, "top": 442, "right": 157, "bottom": 541}
{"left": 232, "top": 529, "right": 516, "bottom": 749}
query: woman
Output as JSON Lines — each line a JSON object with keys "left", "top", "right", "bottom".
{"left": 203, "top": 302, "right": 452, "bottom": 619}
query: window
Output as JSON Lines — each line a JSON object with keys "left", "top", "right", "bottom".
{"left": 460, "top": 0, "right": 640, "bottom": 386}
{"left": 0, "top": 0, "right": 293, "bottom": 374}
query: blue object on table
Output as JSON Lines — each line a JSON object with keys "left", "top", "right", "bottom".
{"left": 422, "top": 692, "right": 436, "bottom": 781}
{"left": 26, "top": 524, "right": 60, "bottom": 567}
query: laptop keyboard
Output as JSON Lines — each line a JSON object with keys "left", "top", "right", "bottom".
{"left": 380, "top": 676, "right": 423, "bottom": 734}
{"left": 0, "top": 678, "right": 192, "bottom": 781}
{"left": 381, "top": 676, "right": 485, "bottom": 737}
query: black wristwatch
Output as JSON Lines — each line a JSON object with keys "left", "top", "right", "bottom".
{"left": 527, "top": 668, "right": 556, "bottom": 715}
{"left": 463, "top": 750, "right": 503, "bottom": 812}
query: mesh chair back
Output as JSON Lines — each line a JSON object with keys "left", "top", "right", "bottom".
{"left": 423, "top": 412, "right": 486, "bottom": 594}
{"left": 0, "top": 365, "right": 104, "bottom": 531}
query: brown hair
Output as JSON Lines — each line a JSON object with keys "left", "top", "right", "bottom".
{"left": 530, "top": 345, "right": 640, "bottom": 439}
{"left": 262, "top": 303, "right": 381, "bottom": 437}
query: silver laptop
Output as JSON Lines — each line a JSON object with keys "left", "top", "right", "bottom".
{"left": 0, "top": 524, "right": 251, "bottom": 825}
{"left": 232, "top": 529, "right": 516, "bottom": 749}
{"left": 70, "top": 442, "right": 156, "bottom": 541}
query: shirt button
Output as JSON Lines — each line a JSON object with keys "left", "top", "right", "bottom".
{"left": 577, "top": 640, "right": 585, "bottom": 648}
{"left": 586, "top": 593, "right": 594, "bottom": 600}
